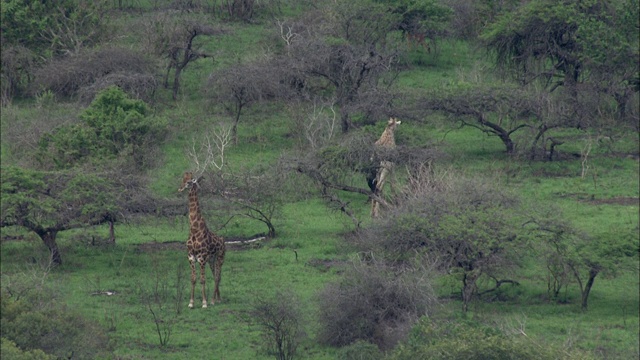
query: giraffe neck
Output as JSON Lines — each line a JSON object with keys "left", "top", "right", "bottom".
{"left": 187, "top": 186, "right": 207, "bottom": 234}
{"left": 376, "top": 128, "right": 396, "bottom": 147}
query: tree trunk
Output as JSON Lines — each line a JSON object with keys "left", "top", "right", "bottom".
{"left": 340, "top": 111, "right": 352, "bottom": 133}
{"left": 172, "top": 65, "right": 183, "bottom": 100}
{"left": 580, "top": 267, "right": 599, "bottom": 311}
{"left": 39, "top": 230, "right": 62, "bottom": 266}
{"left": 109, "top": 219, "right": 116, "bottom": 244}
{"left": 461, "top": 270, "right": 480, "bottom": 312}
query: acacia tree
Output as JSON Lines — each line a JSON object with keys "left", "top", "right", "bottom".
{"left": 350, "top": 169, "right": 525, "bottom": 312}
{"left": 207, "top": 59, "right": 282, "bottom": 144}
{"left": 481, "top": 0, "right": 639, "bottom": 124}
{"left": 1, "top": 167, "right": 118, "bottom": 265}
{"left": 0, "top": 0, "right": 105, "bottom": 56}
{"left": 141, "top": 13, "right": 220, "bottom": 100}
{"left": 528, "top": 217, "right": 637, "bottom": 311}
{"left": 423, "top": 85, "right": 537, "bottom": 154}
{"left": 293, "top": 129, "right": 440, "bottom": 227}
{"left": 281, "top": 0, "right": 401, "bottom": 132}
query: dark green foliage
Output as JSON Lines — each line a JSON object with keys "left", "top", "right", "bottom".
{"left": 378, "top": 0, "right": 453, "bottom": 36}
{"left": 0, "top": 166, "right": 119, "bottom": 264}
{"left": 38, "top": 86, "right": 166, "bottom": 169}
{"left": 0, "top": 338, "right": 53, "bottom": 360}
{"left": 481, "top": 0, "right": 638, "bottom": 106}
{"left": 1, "top": 291, "right": 111, "bottom": 359}
{"left": 0, "top": 0, "right": 104, "bottom": 56}
{"left": 390, "top": 317, "right": 596, "bottom": 360}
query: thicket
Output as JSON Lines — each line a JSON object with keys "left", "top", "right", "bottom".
{"left": 316, "top": 259, "right": 438, "bottom": 350}
{"left": 37, "top": 86, "right": 166, "bottom": 169}
{"left": 389, "top": 317, "right": 596, "bottom": 360}
{"left": 0, "top": 269, "right": 111, "bottom": 359}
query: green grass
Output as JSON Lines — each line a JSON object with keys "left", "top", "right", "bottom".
{"left": 2, "top": 5, "right": 639, "bottom": 359}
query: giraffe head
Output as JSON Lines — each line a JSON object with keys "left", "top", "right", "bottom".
{"left": 387, "top": 117, "right": 401, "bottom": 129}
{"left": 178, "top": 171, "right": 198, "bottom": 192}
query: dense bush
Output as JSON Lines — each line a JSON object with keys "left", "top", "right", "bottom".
{"left": 0, "top": 0, "right": 105, "bottom": 55}
{"left": 351, "top": 169, "right": 525, "bottom": 311}
{"left": 38, "top": 86, "right": 167, "bottom": 169}
{"left": 0, "top": 338, "right": 53, "bottom": 360}
{"left": 390, "top": 317, "right": 596, "bottom": 360}
{"left": 30, "top": 47, "right": 156, "bottom": 99}
{"left": 0, "top": 45, "right": 35, "bottom": 103}
{"left": 316, "top": 260, "right": 437, "bottom": 350}
{"left": 1, "top": 282, "right": 111, "bottom": 359}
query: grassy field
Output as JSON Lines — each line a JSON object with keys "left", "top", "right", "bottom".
{"left": 1, "top": 3, "right": 638, "bottom": 359}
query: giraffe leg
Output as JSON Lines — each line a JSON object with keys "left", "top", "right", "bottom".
{"left": 209, "top": 251, "right": 225, "bottom": 305}
{"left": 188, "top": 256, "right": 196, "bottom": 309}
{"left": 200, "top": 261, "right": 208, "bottom": 308}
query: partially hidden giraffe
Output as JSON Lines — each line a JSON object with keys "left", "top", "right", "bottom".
{"left": 178, "top": 171, "right": 226, "bottom": 308}
{"left": 369, "top": 117, "right": 401, "bottom": 218}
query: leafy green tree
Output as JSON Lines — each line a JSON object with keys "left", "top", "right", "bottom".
{"left": 528, "top": 217, "right": 638, "bottom": 311}
{"left": 0, "top": 338, "right": 53, "bottom": 360}
{"left": 0, "top": 166, "right": 118, "bottom": 265}
{"left": 481, "top": 0, "right": 639, "bottom": 114}
{"left": 0, "top": 0, "right": 104, "bottom": 56}
{"left": 39, "top": 86, "right": 166, "bottom": 169}
{"left": 378, "top": 0, "right": 453, "bottom": 43}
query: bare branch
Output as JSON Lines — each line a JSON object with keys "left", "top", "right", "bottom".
{"left": 187, "top": 123, "right": 232, "bottom": 176}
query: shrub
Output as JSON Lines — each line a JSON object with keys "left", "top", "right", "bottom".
{"left": 250, "top": 290, "right": 306, "bottom": 360}
{"left": 390, "top": 317, "right": 596, "bottom": 360}
{"left": 0, "top": 338, "right": 53, "bottom": 360}
{"left": 30, "top": 47, "right": 156, "bottom": 99}
{"left": 350, "top": 170, "right": 525, "bottom": 312}
{"left": 316, "top": 260, "right": 437, "bottom": 350}
{"left": 1, "top": 287, "right": 111, "bottom": 359}
{"left": 38, "top": 86, "right": 167, "bottom": 169}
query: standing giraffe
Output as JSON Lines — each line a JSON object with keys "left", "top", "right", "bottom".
{"left": 368, "top": 117, "right": 401, "bottom": 218}
{"left": 178, "top": 171, "right": 226, "bottom": 308}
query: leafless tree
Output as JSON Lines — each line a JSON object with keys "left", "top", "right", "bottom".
{"left": 207, "top": 59, "right": 282, "bottom": 144}
{"left": 317, "top": 258, "right": 437, "bottom": 350}
{"left": 277, "top": 1, "right": 401, "bottom": 132}
{"left": 164, "top": 22, "right": 219, "bottom": 100}
{"left": 291, "top": 129, "right": 441, "bottom": 227}
{"left": 187, "top": 123, "right": 233, "bottom": 174}
{"left": 139, "top": 12, "right": 222, "bottom": 99}
{"left": 249, "top": 290, "right": 306, "bottom": 360}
